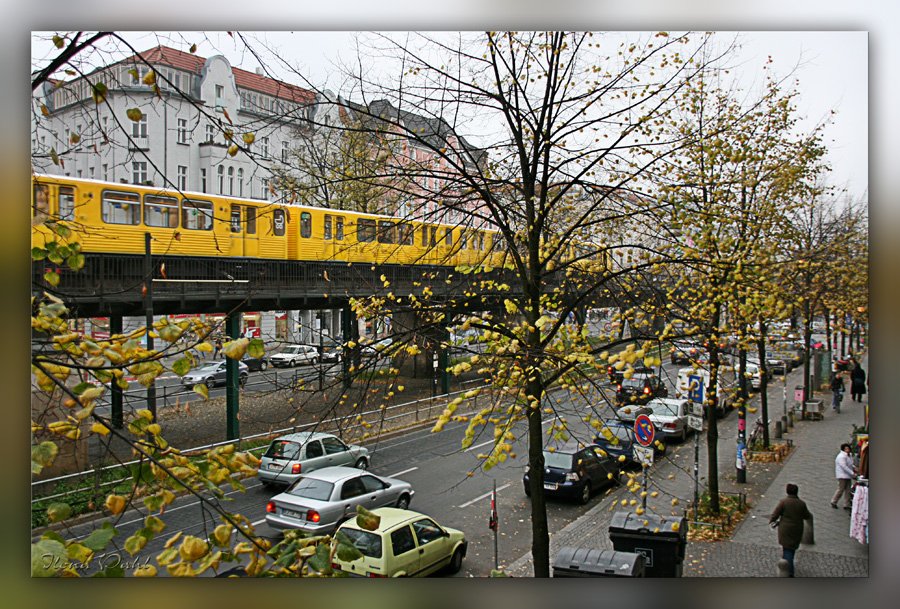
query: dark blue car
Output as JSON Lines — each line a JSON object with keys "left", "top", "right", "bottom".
{"left": 523, "top": 440, "right": 620, "bottom": 505}
{"left": 593, "top": 421, "right": 667, "bottom": 468}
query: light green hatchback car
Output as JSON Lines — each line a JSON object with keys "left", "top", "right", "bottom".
{"left": 333, "top": 508, "right": 467, "bottom": 577}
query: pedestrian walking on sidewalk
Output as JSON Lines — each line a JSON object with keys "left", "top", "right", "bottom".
{"left": 214, "top": 339, "right": 223, "bottom": 360}
{"left": 769, "top": 483, "right": 812, "bottom": 577}
{"left": 850, "top": 362, "right": 866, "bottom": 402}
{"left": 829, "top": 372, "right": 845, "bottom": 413}
{"left": 832, "top": 443, "right": 857, "bottom": 509}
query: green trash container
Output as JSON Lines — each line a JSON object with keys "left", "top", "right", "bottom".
{"left": 608, "top": 511, "right": 687, "bottom": 577}
{"left": 552, "top": 547, "right": 645, "bottom": 578}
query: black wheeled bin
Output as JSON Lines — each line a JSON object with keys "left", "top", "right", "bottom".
{"left": 552, "top": 547, "right": 645, "bottom": 578}
{"left": 608, "top": 511, "right": 687, "bottom": 577}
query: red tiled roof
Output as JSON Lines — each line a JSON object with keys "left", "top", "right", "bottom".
{"left": 126, "top": 46, "right": 314, "bottom": 103}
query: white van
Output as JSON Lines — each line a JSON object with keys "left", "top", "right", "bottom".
{"left": 674, "top": 365, "right": 737, "bottom": 419}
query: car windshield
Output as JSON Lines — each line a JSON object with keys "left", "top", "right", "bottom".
{"left": 264, "top": 441, "right": 301, "bottom": 460}
{"left": 283, "top": 346, "right": 302, "bottom": 354}
{"left": 647, "top": 402, "right": 679, "bottom": 416}
{"left": 622, "top": 376, "right": 648, "bottom": 389}
{"left": 602, "top": 426, "right": 632, "bottom": 442}
{"left": 543, "top": 451, "right": 574, "bottom": 470}
{"left": 288, "top": 478, "right": 334, "bottom": 501}
{"left": 340, "top": 528, "right": 383, "bottom": 558}
{"left": 194, "top": 364, "right": 221, "bottom": 374}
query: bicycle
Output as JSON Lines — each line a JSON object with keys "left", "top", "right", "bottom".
{"left": 748, "top": 417, "right": 767, "bottom": 448}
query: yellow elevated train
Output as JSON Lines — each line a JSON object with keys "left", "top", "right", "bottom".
{"left": 31, "top": 174, "right": 608, "bottom": 273}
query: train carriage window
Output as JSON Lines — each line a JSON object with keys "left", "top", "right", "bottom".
{"left": 445, "top": 228, "right": 453, "bottom": 247}
{"left": 335, "top": 216, "right": 344, "bottom": 241}
{"left": 144, "top": 195, "right": 179, "bottom": 228}
{"left": 430, "top": 226, "right": 437, "bottom": 248}
{"left": 246, "top": 207, "right": 257, "bottom": 235}
{"left": 231, "top": 205, "right": 242, "bottom": 233}
{"left": 101, "top": 190, "right": 141, "bottom": 225}
{"left": 272, "top": 209, "right": 286, "bottom": 236}
{"left": 59, "top": 187, "right": 75, "bottom": 221}
{"left": 324, "top": 215, "right": 332, "bottom": 240}
{"left": 421, "top": 225, "right": 429, "bottom": 247}
{"left": 377, "top": 221, "right": 395, "bottom": 244}
{"left": 399, "top": 224, "right": 414, "bottom": 246}
{"left": 33, "top": 184, "right": 50, "bottom": 218}
{"left": 300, "top": 212, "right": 312, "bottom": 238}
{"left": 182, "top": 199, "right": 214, "bottom": 231}
{"left": 358, "top": 219, "right": 375, "bottom": 242}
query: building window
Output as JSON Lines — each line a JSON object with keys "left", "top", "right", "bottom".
{"left": 215, "top": 85, "right": 224, "bottom": 105}
{"left": 144, "top": 195, "right": 179, "bottom": 228}
{"left": 89, "top": 167, "right": 95, "bottom": 179}
{"left": 300, "top": 212, "right": 312, "bottom": 238}
{"left": 77, "top": 170, "right": 82, "bottom": 178}
{"left": 237, "top": 168, "right": 244, "bottom": 197}
{"left": 132, "top": 115, "right": 148, "bottom": 139}
{"left": 59, "top": 186, "right": 75, "bottom": 221}
{"left": 177, "top": 166, "right": 187, "bottom": 190}
{"left": 177, "top": 118, "right": 188, "bottom": 144}
{"left": 261, "top": 137, "right": 269, "bottom": 158}
{"left": 217, "top": 166, "right": 224, "bottom": 194}
{"left": 205, "top": 124, "right": 215, "bottom": 143}
{"left": 182, "top": 199, "right": 213, "bottom": 230}
{"left": 102, "top": 164, "right": 108, "bottom": 181}
{"left": 101, "top": 190, "right": 141, "bottom": 225}
{"left": 281, "top": 141, "right": 289, "bottom": 163}
{"left": 228, "top": 166, "right": 235, "bottom": 196}
{"left": 200, "top": 168, "right": 207, "bottom": 193}
{"left": 132, "top": 161, "right": 147, "bottom": 185}
{"left": 261, "top": 179, "right": 269, "bottom": 201}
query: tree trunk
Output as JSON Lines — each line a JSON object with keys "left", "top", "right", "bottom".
{"left": 705, "top": 307, "right": 722, "bottom": 514}
{"left": 526, "top": 376, "right": 550, "bottom": 577}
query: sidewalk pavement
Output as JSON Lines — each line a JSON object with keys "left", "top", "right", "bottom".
{"left": 505, "top": 352, "right": 869, "bottom": 578}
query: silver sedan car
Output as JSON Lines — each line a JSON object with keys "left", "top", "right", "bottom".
{"left": 265, "top": 466, "right": 415, "bottom": 536}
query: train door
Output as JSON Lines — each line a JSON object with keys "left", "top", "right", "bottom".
{"left": 229, "top": 204, "right": 260, "bottom": 257}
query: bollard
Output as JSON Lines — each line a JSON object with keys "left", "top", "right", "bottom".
{"left": 781, "top": 415, "right": 788, "bottom": 432}
{"left": 802, "top": 514, "right": 815, "bottom": 545}
{"left": 774, "top": 420, "right": 782, "bottom": 439}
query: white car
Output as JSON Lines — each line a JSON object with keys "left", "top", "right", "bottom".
{"left": 745, "top": 362, "right": 763, "bottom": 389}
{"left": 643, "top": 398, "right": 692, "bottom": 442}
{"left": 269, "top": 344, "right": 319, "bottom": 368}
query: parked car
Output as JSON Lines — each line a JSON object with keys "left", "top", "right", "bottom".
{"left": 333, "top": 508, "right": 467, "bottom": 577}
{"left": 744, "top": 361, "right": 763, "bottom": 390}
{"left": 265, "top": 466, "right": 414, "bottom": 535}
{"left": 593, "top": 420, "right": 667, "bottom": 466}
{"left": 614, "top": 404, "right": 652, "bottom": 424}
{"left": 318, "top": 340, "right": 343, "bottom": 363}
{"left": 240, "top": 353, "right": 269, "bottom": 372}
{"left": 523, "top": 440, "right": 620, "bottom": 504}
{"left": 607, "top": 364, "right": 652, "bottom": 386}
{"left": 269, "top": 344, "right": 319, "bottom": 368}
{"left": 257, "top": 432, "right": 369, "bottom": 487}
{"left": 181, "top": 360, "right": 249, "bottom": 388}
{"left": 643, "top": 398, "right": 692, "bottom": 443}
{"left": 615, "top": 371, "right": 668, "bottom": 407}
{"left": 361, "top": 337, "right": 393, "bottom": 357}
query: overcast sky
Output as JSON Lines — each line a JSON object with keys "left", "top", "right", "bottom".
{"left": 31, "top": 29, "right": 869, "bottom": 203}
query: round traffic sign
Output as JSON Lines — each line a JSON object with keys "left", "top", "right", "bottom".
{"left": 634, "top": 414, "right": 655, "bottom": 447}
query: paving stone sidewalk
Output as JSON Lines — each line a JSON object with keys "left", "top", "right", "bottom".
{"left": 506, "top": 353, "right": 869, "bottom": 578}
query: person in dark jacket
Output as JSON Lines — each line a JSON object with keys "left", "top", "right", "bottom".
{"left": 850, "top": 362, "right": 866, "bottom": 402}
{"left": 769, "top": 483, "right": 812, "bottom": 577}
{"left": 829, "top": 372, "right": 845, "bottom": 412}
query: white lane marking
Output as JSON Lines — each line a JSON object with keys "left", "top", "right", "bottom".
{"left": 251, "top": 518, "right": 267, "bottom": 527}
{"left": 389, "top": 467, "right": 418, "bottom": 478}
{"left": 457, "top": 483, "right": 511, "bottom": 509}
{"left": 465, "top": 439, "right": 495, "bottom": 453}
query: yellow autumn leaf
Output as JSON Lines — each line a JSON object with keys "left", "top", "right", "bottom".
{"left": 106, "top": 495, "right": 127, "bottom": 515}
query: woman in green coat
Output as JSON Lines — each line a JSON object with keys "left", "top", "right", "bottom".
{"left": 769, "top": 483, "right": 812, "bottom": 577}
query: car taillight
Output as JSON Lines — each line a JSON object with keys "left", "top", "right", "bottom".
{"left": 366, "top": 572, "right": 388, "bottom": 578}
{"left": 291, "top": 463, "right": 301, "bottom": 474}
{"left": 664, "top": 423, "right": 677, "bottom": 429}
{"left": 617, "top": 384, "right": 622, "bottom": 391}
{"left": 566, "top": 472, "right": 580, "bottom": 481}
{"left": 266, "top": 501, "right": 275, "bottom": 513}
{"left": 307, "top": 510, "right": 320, "bottom": 523}
{"left": 643, "top": 386, "right": 651, "bottom": 394}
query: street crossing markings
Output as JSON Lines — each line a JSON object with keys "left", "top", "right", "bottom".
{"left": 457, "top": 483, "right": 511, "bottom": 509}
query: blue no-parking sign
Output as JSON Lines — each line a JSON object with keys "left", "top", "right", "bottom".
{"left": 634, "top": 414, "right": 655, "bottom": 447}
{"left": 688, "top": 374, "right": 704, "bottom": 403}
